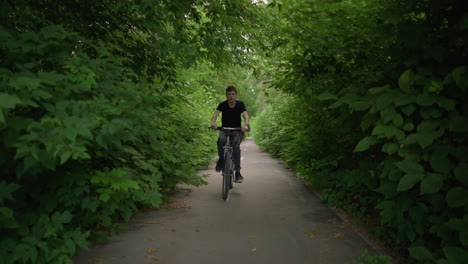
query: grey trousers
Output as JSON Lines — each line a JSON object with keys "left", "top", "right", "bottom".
{"left": 218, "top": 131, "right": 243, "bottom": 172}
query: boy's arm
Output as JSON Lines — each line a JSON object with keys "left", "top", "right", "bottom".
{"left": 211, "top": 110, "right": 221, "bottom": 128}
{"left": 242, "top": 111, "right": 249, "bottom": 132}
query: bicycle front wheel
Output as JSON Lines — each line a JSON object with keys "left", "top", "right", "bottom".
{"left": 222, "top": 151, "right": 232, "bottom": 200}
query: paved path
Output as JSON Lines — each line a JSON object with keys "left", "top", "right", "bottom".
{"left": 74, "top": 138, "right": 377, "bottom": 264}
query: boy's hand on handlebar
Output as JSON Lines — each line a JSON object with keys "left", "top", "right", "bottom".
{"left": 242, "top": 125, "right": 249, "bottom": 132}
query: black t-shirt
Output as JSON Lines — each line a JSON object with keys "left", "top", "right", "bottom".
{"left": 217, "top": 100, "right": 247, "bottom": 127}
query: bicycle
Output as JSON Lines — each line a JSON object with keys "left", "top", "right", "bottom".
{"left": 210, "top": 127, "right": 243, "bottom": 201}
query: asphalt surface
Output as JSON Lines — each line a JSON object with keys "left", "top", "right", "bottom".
{"left": 73, "top": 137, "right": 379, "bottom": 264}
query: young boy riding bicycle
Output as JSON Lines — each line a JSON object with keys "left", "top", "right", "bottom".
{"left": 210, "top": 86, "right": 249, "bottom": 183}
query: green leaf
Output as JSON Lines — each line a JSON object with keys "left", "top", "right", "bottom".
{"left": 353, "top": 136, "right": 378, "bottom": 152}
{"left": 446, "top": 217, "right": 468, "bottom": 232}
{"left": 0, "top": 207, "right": 18, "bottom": 228}
{"left": 454, "top": 163, "right": 468, "bottom": 186}
{"left": 389, "top": 169, "right": 403, "bottom": 181}
{"left": 428, "top": 80, "right": 443, "bottom": 93}
{"left": 395, "top": 159, "right": 424, "bottom": 174}
{"left": 403, "top": 133, "right": 418, "bottom": 145}
{"left": 328, "top": 100, "right": 343, "bottom": 109}
{"left": 421, "top": 108, "right": 442, "bottom": 120}
{"left": 403, "top": 122, "right": 414, "bottom": 131}
{"left": 349, "top": 101, "right": 370, "bottom": 111}
{"left": 99, "top": 192, "right": 111, "bottom": 202}
{"left": 380, "top": 108, "right": 397, "bottom": 124}
{"left": 420, "top": 174, "right": 444, "bottom": 195}
{"left": 376, "top": 200, "right": 396, "bottom": 224}
{"left": 446, "top": 187, "right": 468, "bottom": 208}
{"left": 460, "top": 230, "right": 468, "bottom": 247}
{"left": 393, "top": 94, "right": 415, "bottom": 107}
{"left": 368, "top": 85, "right": 389, "bottom": 94}
{"left": 438, "top": 97, "right": 456, "bottom": 111}
{"left": 397, "top": 173, "right": 424, "bottom": 192}
{"left": 443, "top": 247, "right": 468, "bottom": 264}
{"left": 409, "top": 246, "right": 434, "bottom": 261}
{"left": 382, "top": 142, "right": 399, "bottom": 155}
{"left": 430, "top": 153, "right": 453, "bottom": 174}
{"left": 81, "top": 197, "right": 99, "bottom": 212}
{"left": 64, "top": 238, "right": 76, "bottom": 255}
{"left": 400, "top": 104, "right": 416, "bottom": 116}
{"left": 60, "top": 150, "right": 73, "bottom": 165}
{"left": 52, "top": 211, "right": 73, "bottom": 225}
{"left": 416, "top": 93, "right": 436, "bottom": 106}
{"left": 360, "top": 113, "right": 376, "bottom": 131}
{"left": 64, "top": 127, "right": 77, "bottom": 141}
{"left": 392, "top": 114, "right": 404, "bottom": 127}
{"left": 375, "top": 182, "right": 397, "bottom": 196}
{"left": 14, "top": 243, "right": 38, "bottom": 263}
{"left": 0, "top": 182, "right": 21, "bottom": 203}
{"left": 38, "top": 71, "right": 65, "bottom": 85}
{"left": 417, "top": 134, "right": 436, "bottom": 149}
{"left": 413, "top": 122, "right": 443, "bottom": 148}
{"left": 371, "top": 124, "right": 387, "bottom": 136}
{"left": 316, "top": 91, "right": 337, "bottom": 101}
{"left": 0, "top": 93, "right": 22, "bottom": 109}
{"left": 372, "top": 125, "right": 399, "bottom": 139}
{"left": 452, "top": 66, "right": 467, "bottom": 89}
{"left": 449, "top": 116, "right": 468, "bottom": 133}
{"left": 399, "top": 69, "right": 414, "bottom": 92}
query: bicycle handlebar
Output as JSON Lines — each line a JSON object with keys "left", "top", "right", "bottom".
{"left": 209, "top": 126, "right": 242, "bottom": 131}
{"left": 209, "top": 126, "right": 252, "bottom": 132}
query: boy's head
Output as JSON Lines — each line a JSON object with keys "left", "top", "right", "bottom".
{"left": 226, "top": 86, "right": 237, "bottom": 102}
{"left": 226, "top": 86, "right": 237, "bottom": 95}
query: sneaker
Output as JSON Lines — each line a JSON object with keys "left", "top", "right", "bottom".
{"left": 235, "top": 172, "right": 244, "bottom": 183}
{"left": 215, "top": 158, "right": 224, "bottom": 172}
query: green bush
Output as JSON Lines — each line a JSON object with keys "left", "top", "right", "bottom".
{"left": 0, "top": 23, "right": 215, "bottom": 263}
{"left": 347, "top": 250, "right": 392, "bottom": 264}
{"left": 256, "top": 0, "right": 468, "bottom": 263}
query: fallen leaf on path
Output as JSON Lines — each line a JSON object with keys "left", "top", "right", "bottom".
{"left": 147, "top": 248, "right": 158, "bottom": 253}
{"left": 251, "top": 248, "right": 257, "bottom": 252}
{"left": 92, "top": 259, "right": 105, "bottom": 264}
{"left": 170, "top": 229, "right": 176, "bottom": 232}
{"left": 249, "top": 236, "right": 256, "bottom": 239}
{"left": 149, "top": 256, "right": 161, "bottom": 261}
{"left": 334, "top": 233, "right": 344, "bottom": 238}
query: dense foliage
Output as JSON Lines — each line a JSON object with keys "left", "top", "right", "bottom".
{"left": 3, "top": 0, "right": 467, "bottom": 263}
{"left": 0, "top": 1, "right": 263, "bottom": 263}
{"left": 253, "top": 0, "right": 468, "bottom": 263}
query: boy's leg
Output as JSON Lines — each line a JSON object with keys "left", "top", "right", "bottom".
{"left": 232, "top": 132, "right": 244, "bottom": 172}
{"left": 216, "top": 131, "right": 227, "bottom": 171}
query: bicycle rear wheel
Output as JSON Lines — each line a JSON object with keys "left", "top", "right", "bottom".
{"left": 222, "top": 151, "right": 232, "bottom": 200}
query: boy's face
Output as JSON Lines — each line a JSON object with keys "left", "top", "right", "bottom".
{"left": 226, "top": 91, "right": 237, "bottom": 102}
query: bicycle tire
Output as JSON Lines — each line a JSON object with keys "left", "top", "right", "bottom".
{"left": 222, "top": 151, "right": 232, "bottom": 200}
{"left": 229, "top": 157, "right": 234, "bottom": 189}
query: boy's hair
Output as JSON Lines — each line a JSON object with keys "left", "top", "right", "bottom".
{"left": 226, "top": 85, "right": 237, "bottom": 94}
